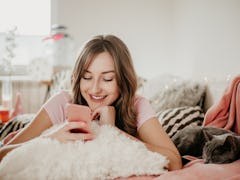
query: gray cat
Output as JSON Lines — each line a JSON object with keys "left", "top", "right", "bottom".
{"left": 172, "top": 126, "right": 240, "bottom": 164}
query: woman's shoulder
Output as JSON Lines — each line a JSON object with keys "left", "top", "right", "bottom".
{"left": 134, "top": 95, "right": 149, "bottom": 104}
{"left": 134, "top": 95, "right": 156, "bottom": 129}
{"left": 134, "top": 95, "right": 154, "bottom": 112}
{"left": 43, "top": 90, "right": 72, "bottom": 124}
{"left": 52, "top": 90, "right": 72, "bottom": 101}
{"left": 45, "top": 90, "right": 73, "bottom": 105}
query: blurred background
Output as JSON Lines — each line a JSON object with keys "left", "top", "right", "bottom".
{"left": 0, "top": 0, "right": 240, "bottom": 113}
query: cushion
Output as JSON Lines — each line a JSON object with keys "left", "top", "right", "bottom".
{"left": 150, "top": 80, "right": 206, "bottom": 112}
{"left": 158, "top": 106, "right": 204, "bottom": 138}
{"left": 0, "top": 114, "right": 34, "bottom": 141}
{"left": 137, "top": 74, "right": 183, "bottom": 100}
{"left": 47, "top": 70, "right": 71, "bottom": 98}
{"left": 137, "top": 76, "right": 147, "bottom": 89}
{"left": 0, "top": 122, "right": 168, "bottom": 179}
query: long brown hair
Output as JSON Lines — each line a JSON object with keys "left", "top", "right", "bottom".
{"left": 71, "top": 35, "right": 138, "bottom": 136}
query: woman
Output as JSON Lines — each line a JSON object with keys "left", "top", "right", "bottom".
{"left": 0, "top": 35, "right": 182, "bottom": 170}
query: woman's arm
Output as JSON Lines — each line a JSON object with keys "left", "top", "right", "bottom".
{"left": 138, "top": 117, "right": 182, "bottom": 171}
{"left": 0, "top": 107, "right": 95, "bottom": 161}
{"left": 0, "top": 108, "right": 53, "bottom": 161}
{"left": 6, "top": 108, "right": 53, "bottom": 145}
{"left": 0, "top": 144, "right": 22, "bottom": 161}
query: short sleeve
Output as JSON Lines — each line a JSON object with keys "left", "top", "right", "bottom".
{"left": 134, "top": 96, "right": 157, "bottom": 129}
{"left": 43, "top": 91, "right": 72, "bottom": 124}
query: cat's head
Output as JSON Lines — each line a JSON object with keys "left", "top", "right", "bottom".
{"left": 202, "top": 134, "right": 240, "bottom": 164}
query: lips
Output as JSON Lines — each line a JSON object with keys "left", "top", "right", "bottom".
{"left": 91, "top": 95, "right": 106, "bottom": 100}
{"left": 89, "top": 95, "right": 107, "bottom": 103}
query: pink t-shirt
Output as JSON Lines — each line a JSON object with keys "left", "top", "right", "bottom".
{"left": 43, "top": 91, "right": 156, "bottom": 129}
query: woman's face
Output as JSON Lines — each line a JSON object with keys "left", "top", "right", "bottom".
{"left": 80, "top": 51, "right": 120, "bottom": 110}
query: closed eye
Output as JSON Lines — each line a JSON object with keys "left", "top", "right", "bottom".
{"left": 82, "top": 76, "right": 92, "bottom": 80}
{"left": 103, "top": 78, "right": 113, "bottom": 82}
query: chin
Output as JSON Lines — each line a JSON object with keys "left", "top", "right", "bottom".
{"left": 89, "top": 102, "right": 111, "bottom": 110}
{"left": 88, "top": 103, "right": 104, "bottom": 110}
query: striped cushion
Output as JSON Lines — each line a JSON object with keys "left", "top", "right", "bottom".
{"left": 0, "top": 114, "right": 34, "bottom": 141}
{"left": 158, "top": 106, "right": 204, "bottom": 138}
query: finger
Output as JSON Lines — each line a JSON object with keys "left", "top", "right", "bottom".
{"left": 65, "top": 121, "right": 92, "bottom": 134}
{"left": 3, "top": 132, "right": 17, "bottom": 144}
{"left": 64, "top": 121, "right": 87, "bottom": 131}
{"left": 92, "top": 106, "right": 103, "bottom": 120}
{"left": 3, "top": 136, "right": 10, "bottom": 144}
{"left": 91, "top": 110, "right": 100, "bottom": 120}
{"left": 92, "top": 113, "right": 99, "bottom": 120}
{"left": 69, "top": 126, "right": 91, "bottom": 133}
{"left": 67, "top": 133, "right": 95, "bottom": 141}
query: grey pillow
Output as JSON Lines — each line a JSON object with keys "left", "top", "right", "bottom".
{"left": 150, "top": 80, "right": 206, "bottom": 112}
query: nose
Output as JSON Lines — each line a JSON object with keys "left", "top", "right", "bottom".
{"left": 90, "top": 79, "right": 101, "bottom": 94}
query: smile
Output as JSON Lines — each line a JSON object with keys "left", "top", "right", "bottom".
{"left": 90, "top": 95, "right": 106, "bottom": 100}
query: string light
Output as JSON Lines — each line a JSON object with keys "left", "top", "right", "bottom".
{"left": 226, "top": 74, "right": 232, "bottom": 82}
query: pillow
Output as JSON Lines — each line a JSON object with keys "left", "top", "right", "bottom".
{"left": 47, "top": 69, "right": 71, "bottom": 99}
{"left": 137, "top": 74, "right": 183, "bottom": 99}
{"left": 158, "top": 106, "right": 204, "bottom": 138}
{"left": 0, "top": 114, "right": 34, "bottom": 141}
{"left": 150, "top": 80, "right": 206, "bottom": 112}
{"left": 137, "top": 76, "right": 147, "bottom": 89}
{"left": 0, "top": 122, "right": 168, "bottom": 179}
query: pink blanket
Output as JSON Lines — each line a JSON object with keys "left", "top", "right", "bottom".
{"left": 116, "top": 159, "right": 240, "bottom": 180}
{"left": 203, "top": 74, "right": 240, "bottom": 134}
{"left": 154, "top": 159, "right": 240, "bottom": 180}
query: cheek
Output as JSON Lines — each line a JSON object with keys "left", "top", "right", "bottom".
{"left": 107, "top": 82, "right": 119, "bottom": 94}
{"left": 112, "top": 84, "right": 120, "bottom": 99}
{"left": 80, "top": 80, "right": 89, "bottom": 91}
{"left": 115, "top": 87, "right": 120, "bottom": 96}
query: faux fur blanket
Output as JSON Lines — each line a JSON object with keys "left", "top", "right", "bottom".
{"left": 0, "top": 122, "right": 168, "bottom": 180}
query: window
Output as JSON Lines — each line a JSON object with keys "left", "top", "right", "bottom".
{"left": 0, "top": 0, "right": 51, "bottom": 36}
{"left": 0, "top": 0, "right": 51, "bottom": 75}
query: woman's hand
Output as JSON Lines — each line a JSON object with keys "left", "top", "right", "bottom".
{"left": 44, "top": 121, "right": 95, "bottom": 143}
{"left": 2, "top": 130, "right": 21, "bottom": 145}
{"left": 91, "top": 106, "right": 116, "bottom": 126}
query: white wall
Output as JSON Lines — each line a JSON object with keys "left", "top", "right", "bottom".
{"left": 172, "top": 0, "right": 240, "bottom": 80}
{"left": 52, "top": 0, "right": 240, "bottom": 80}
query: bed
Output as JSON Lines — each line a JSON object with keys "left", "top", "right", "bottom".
{"left": 0, "top": 73, "right": 240, "bottom": 180}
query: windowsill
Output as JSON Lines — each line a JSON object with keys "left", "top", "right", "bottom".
{"left": 0, "top": 75, "right": 31, "bottom": 81}
{"left": 0, "top": 75, "right": 52, "bottom": 85}
{"left": 0, "top": 65, "right": 49, "bottom": 82}
{"left": 0, "top": 76, "right": 54, "bottom": 91}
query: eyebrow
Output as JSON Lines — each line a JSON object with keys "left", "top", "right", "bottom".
{"left": 85, "top": 70, "right": 115, "bottom": 74}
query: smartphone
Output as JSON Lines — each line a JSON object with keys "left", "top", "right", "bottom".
{"left": 65, "top": 103, "right": 92, "bottom": 133}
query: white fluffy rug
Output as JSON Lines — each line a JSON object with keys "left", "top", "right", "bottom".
{"left": 0, "top": 121, "right": 168, "bottom": 180}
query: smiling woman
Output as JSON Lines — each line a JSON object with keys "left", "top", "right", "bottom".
{"left": 0, "top": 34, "right": 182, "bottom": 173}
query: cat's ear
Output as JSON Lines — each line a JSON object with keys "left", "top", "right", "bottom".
{"left": 224, "top": 135, "right": 238, "bottom": 151}
{"left": 203, "top": 130, "right": 213, "bottom": 141}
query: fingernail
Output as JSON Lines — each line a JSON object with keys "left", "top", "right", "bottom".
{"left": 89, "top": 134, "right": 95, "bottom": 139}
{"left": 80, "top": 122, "right": 86, "bottom": 126}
